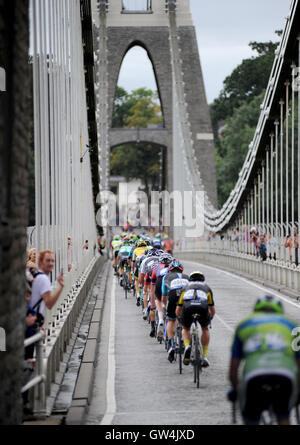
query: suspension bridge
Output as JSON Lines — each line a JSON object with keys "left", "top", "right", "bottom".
{"left": 1, "top": 0, "right": 300, "bottom": 426}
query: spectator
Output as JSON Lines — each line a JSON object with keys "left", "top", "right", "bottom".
{"left": 284, "top": 234, "right": 293, "bottom": 263}
{"left": 67, "top": 236, "right": 73, "bottom": 272}
{"left": 30, "top": 249, "right": 64, "bottom": 314}
{"left": 258, "top": 234, "right": 267, "bottom": 261}
{"left": 98, "top": 236, "right": 106, "bottom": 256}
{"left": 26, "top": 248, "right": 36, "bottom": 268}
{"left": 294, "top": 228, "right": 299, "bottom": 266}
{"left": 250, "top": 227, "right": 259, "bottom": 257}
{"left": 267, "top": 232, "right": 277, "bottom": 260}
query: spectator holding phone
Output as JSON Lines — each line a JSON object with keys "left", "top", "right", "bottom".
{"left": 30, "top": 250, "right": 64, "bottom": 318}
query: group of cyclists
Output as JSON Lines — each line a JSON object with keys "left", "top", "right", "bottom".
{"left": 111, "top": 231, "right": 214, "bottom": 367}
{"left": 110, "top": 231, "right": 300, "bottom": 426}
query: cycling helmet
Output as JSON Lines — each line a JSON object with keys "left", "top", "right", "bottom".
{"left": 122, "top": 240, "right": 131, "bottom": 246}
{"left": 137, "top": 240, "right": 147, "bottom": 248}
{"left": 113, "top": 235, "right": 120, "bottom": 241}
{"left": 159, "top": 253, "right": 173, "bottom": 264}
{"left": 168, "top": 260, "right": 184, "bottom": 272}
{"left": 152, "top": 239, "right": 162, "bottom": 249}
{"left": 254, "top": 295, "right": 284, "bottom": 314}
{"left": 147, "top": 248, "right": 160, "bottom": 257}
{"left": 189, "top": 271, "right": 205, "bottom": 282}
{"left": 155, "top": 233, "right": 161, "bottom": 239}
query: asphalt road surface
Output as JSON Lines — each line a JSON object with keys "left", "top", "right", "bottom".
{"left": 85, "top": 259, "right": 300, "bottom": 425}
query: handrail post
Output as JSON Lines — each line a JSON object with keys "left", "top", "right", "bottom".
{"left": 33, "top": 336, "right": 46, "bottom": 418}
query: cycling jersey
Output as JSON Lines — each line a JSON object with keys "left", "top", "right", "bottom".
{"left": 118, "top": 245, "right": 132, "bottom": 257}
{"left": 140, "top": 256, "right": 159, "bottom": 276}
{"left": 161, "top": 272, "right": 189, "bottom": 296}
{"left": 112, "top": 240, "right": 122, "bottom": 254}
{"left": 151, "top": 264, "right": 168, "bottom": 286}
{"left": 132, "top": 247, "right": 148, "bottom": 263}
{"left": 177, "top": 282, "right": 214, "bottom": 307}
{"left": 231, "top": 313, "right": 300, "bottom": 383}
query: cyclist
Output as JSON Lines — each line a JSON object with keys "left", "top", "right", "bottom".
{"left": 131, "top": 240, "right": 148, "bottom": 306}
{"left": 228, "top": 295, "right": 300, "bottom": 425}
{"left": 139, "top": 249, "right": 160, "bottom": 320}
{"left": 151, "top": 253, "right": 173, "bottom": 340}
{"left": 111, "top": 235, "right": 122, "bottom": 273}
{"left": 176, "top": 271, "right": 215, "bottom": 367}
{"left": 117, "top": 239, "right": 132, "bottom": 287}
{"left": 161, "top": 260, "right": 189, "bottom": 362}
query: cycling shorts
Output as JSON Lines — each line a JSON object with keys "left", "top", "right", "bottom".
{"left": 240, "top": 374, "right": 295, "bottom": 424}
{"left": 119, "top": 255, "right": 129, "bottom": 268}
{"left": 155, "top": 275, "right": 164, "bottom": 301}
{"left": 144, "top": 272, "right": 151, "bottom": 285}
{"left": 181, "top": 301, "right": 210, "bottom": 328}
{"left": 166, "top": 289, "right": 180, "bottom": 320}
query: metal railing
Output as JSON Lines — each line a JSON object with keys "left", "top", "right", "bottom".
{"left": 21, "top": 331, "right": 46, "bottom": 418}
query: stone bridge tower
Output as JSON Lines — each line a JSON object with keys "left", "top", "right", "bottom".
{"left": 92, "top": 0, "right": 217, "bottom": 213}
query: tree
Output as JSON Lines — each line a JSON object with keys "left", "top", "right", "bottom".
{"left": 112, "top": 87, "right": 163, "bottom": 128}
{"left": 216, "top": 91, "right": 265, "bottom": 205}
{"left": 210, "top": 36, "right": 280, "bottom": 139}
{"left": 111, "top": 87, "right": 164, "bottom": 196}
{"left": 111, "top": 143, "right": 161, "bottom": 197}
{"left": 211, "top": 34, "right": 281, "bottom": 207}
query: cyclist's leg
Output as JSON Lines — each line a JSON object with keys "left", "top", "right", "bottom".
{"left": 155, "top": 277, "right": 164, "bottom": 340}
{"left": 118, "top": 257, "right": 124, "bottom": 284}
{"left": 149, "top": 286, "right": 156, "bottom": 337}
{"left": 240, "top": 375, "right": 269, "bottom": 425}
{"left": 199, "top": 304, "right": 211, "bottom": 365}
{"left": 142, "top": 282, "right": 150, "bottom": 319}
{"left": 181, "top": 303, "right": 193, "bottom": 365}
{"left": 271, "top": 374, "right": 294, "bottom": 425}
{"left": 166, "top": 293, "right": 178, "bottom": 362}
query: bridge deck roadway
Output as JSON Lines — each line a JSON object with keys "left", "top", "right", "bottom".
{"left": 85, "top": 260, "right": 300, "bottom": 425}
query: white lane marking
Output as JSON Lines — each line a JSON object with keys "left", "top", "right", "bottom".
{"left": 100, "top": 277, "right": 116, "bottom": 425}
{"left": 184, "top": 260, "right": 300, "bottom": 310}
{"left": 215, "top": 314, "right": 234, "bottom": 332}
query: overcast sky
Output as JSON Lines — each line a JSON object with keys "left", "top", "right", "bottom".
{"left": 117, "top": 0, "right": 291, "bottom": 103}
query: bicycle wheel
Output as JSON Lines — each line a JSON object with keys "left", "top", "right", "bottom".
{"left": 178, "top": 329, "right": 183, "bottom": 375}
{"left": 164, "top": 319, "right": 168, "bottom": 350}
{"left": 194, "top": 335, "right": 201, "bottom": 388}
{"left": 124, "top": 275, "right": 128, "bottom": 299}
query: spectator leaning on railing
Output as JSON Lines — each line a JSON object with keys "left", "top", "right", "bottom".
{"left": 30, "top": 249, "right": 64, "bottom": 316}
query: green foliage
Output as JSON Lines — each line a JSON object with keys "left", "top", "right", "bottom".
{"left": 111, "top": 143, "right": 161, "bottom": 194}
{"left": 211, "top": 35, "right": 281, "bottom": 206}
{"left": 216, "top": 92, "right": 265, "bottom": 204}
{"left": 111, "top": 87, "right": 164, "bottom": 195}
{"left": 112, "top": 87, "right": 163, "bottom": 128}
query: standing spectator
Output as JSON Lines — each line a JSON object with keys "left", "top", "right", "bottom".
{"left": 30, "top": 250, "right": 64, "bottom": 315}
{"left": 250, "top": 227, "right": 259, "bottom": 257}
{"left": 284, "top": 234, "right": 293, "bottom": 263}
{"left": 267, "top": 232, "right": 277, "bottom": 260}
{"left": 294, "top": 228, "right": 299, "bottom": 266}
{"left": 67, "top": 236, "right": 73, "bottom": 272}
{"left": 258, "top": 234, "right": 267, "bottom": 261}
